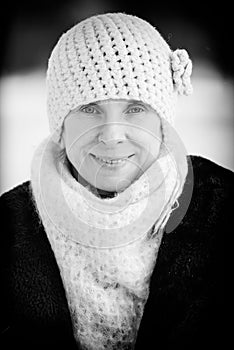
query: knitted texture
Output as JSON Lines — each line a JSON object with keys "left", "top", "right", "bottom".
{"left": 44, "top": 218, "right": 163, "bottom": 350}
{"left": 29, "top": 134, "right": 188, "bottom": 248}
{"left": 46, "top": 12, "right": 193, "bottom": 144}
{"left": 29, "top": 141, "right": 170, "bottom": 349}
{"left": 1, "top": 155, "right": 232, "bottom": 348}
{"left": 29, "top": 132, "right": 188, "bottom": 348}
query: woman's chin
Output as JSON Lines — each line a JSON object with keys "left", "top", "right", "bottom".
{"left": 96, "top": 184, "right": 127, "bottom": 193}
{"left": 93, "top": 172, "right": 141, "bottom": 193}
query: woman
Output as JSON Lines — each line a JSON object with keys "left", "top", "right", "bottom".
{"left": 1, "top": 13, "right": 232, "bottom": 350}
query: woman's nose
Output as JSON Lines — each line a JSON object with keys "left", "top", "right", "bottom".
{"left": 98, "top": 122, "right": 127, "bottom": 144}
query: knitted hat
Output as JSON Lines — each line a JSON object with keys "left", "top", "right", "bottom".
{"left": 46, "top": 12, "right": 193, "bottom": 144}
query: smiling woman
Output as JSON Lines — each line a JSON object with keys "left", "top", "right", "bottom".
{"left": 1, "top": 12, "right": 233, "bottom": 350}
{"left": 62, "top": 99, "right": 162, "bottom": 194}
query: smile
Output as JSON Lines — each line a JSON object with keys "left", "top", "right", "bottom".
{"left": 90, "top": 154, "right": 134, "bottom": 168}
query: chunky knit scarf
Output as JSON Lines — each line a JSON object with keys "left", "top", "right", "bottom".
{"left": 30, "top": 135, "right": 188, "bottom": 349}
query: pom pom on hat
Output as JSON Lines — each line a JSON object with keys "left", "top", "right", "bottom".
{"left": 46, "top": 13, "right": 193, "bottom": 144}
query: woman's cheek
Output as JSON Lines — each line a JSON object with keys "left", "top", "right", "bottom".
{"left": 66, "top": 145, "right": 80, "bottom": 169}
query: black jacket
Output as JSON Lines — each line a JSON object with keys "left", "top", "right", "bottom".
{"left": 0, "top": 155, "right": 232, "bottom": 349}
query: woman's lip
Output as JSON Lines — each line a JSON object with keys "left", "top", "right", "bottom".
{"left": 90, "top": 153, "right": 133, "bottom": 169}
{"left": 90, "top": 154, "right": 134, "bottom": 160}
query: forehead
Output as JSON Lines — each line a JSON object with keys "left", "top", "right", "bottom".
{"left": 84, "top": 99, "right": 148, "bottom": 107}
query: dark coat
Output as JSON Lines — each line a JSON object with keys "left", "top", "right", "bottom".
{"left": 0, "top": 155, "right": 232, "bottom": 350}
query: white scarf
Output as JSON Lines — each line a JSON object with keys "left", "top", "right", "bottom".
{"left": 30, "top": 135, "right": 187, "bottom": 349}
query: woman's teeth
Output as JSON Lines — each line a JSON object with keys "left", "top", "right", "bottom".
{"left": 96, "top": 156, "right": 127, "bottom": 164}
{"left": 92, "top": 154, "right": 131, "bottom": 167}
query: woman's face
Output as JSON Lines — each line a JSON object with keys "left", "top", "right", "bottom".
{"left": 62, "top": 99, "right": 162, "bottom": 193}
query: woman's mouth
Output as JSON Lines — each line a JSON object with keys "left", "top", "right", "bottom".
{"left": 90, "top": 154, "right": 134, "bottom": 168}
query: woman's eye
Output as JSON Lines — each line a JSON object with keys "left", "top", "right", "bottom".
{"left": 127, "top": 105, "right": 145, "bottom": 114}
{"left": 80, "top": 105, "right": 99, "bottom": 114}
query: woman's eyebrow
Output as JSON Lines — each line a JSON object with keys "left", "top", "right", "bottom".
{"left": 85, "top": 102, "right": 98, "bottom": 106}
{"left": 78, "top": 102, "right": 99, "bottom": 109}
{"left": 127, "top": 100, "right": 147, "bottom": 106}
{"left": 128, "top": 99, "right": 141, "bottom": 104}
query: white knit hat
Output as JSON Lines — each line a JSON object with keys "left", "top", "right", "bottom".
{"left": 46, "top": 12, "right": 193, "bottom": 144}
